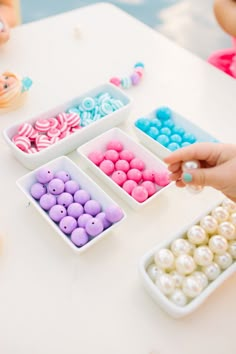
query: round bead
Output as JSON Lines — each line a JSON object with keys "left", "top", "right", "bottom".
{"left": 47, "top": 178, "right": 65, "bottom": 195}
{"left": 222, "top": 198, "right": 236, "bottom": 213}
{"left": 119, "top": 149, "right": 134, "bottom": 162}
{"left": 57, "top": 192, "right": 73, "bottom": 207}
{"left": 154, "top": 171, "right": 170, "bottom": 186}
{"left": 99, "top": 160, "right": 115, "bottom": 175}
{"left": 141, "top": 181, "right": 156, "bottom": 197}
{"left": 202, "top": 262, "right": 221, "bottom": 280}
{"left": 170, "top": 134, "right": 182, "bottom": 144}
{"left": 88, "top": 151, "right": 104, "bottom": 165}
{"left": 64, "top": 180, "right": 80, "bottom": 195}
{"left": 155, "top": 107, "right": 172, "bottom": 121}
{"left": 54, "top": 170, "right": 70, "bottom": 182}
{"left": 167, "top": 142, "right": 180, "bottom": 151}
{"left": 85, "top": 218, "right": 104, "bottom": 237}
{"left": 36, "top": 167, "right": 54, "bottom": 184}
{"left": 84, "top": 200, "right": 101, "bottom": 216}
{"left": 160, "top": 127, "right": 172, "bottom": 136}
{"left": 170, "top": 238, "right": 192, "bottom": 256}
{"left": 77, "top": 214, "right": 93, "bottom": 228}
{"left": 229, "top": 212, "right": 236, "bottom": 227}
{"left": 163, "top": 119, "right": 174, "bottom": 129}
{"left": 130, "top": 72, "right": 141, "bottom": 85}
{"left": 172, "top": 126, "right": 185, "bottom": 136}
{"left": 67, "top": 203, "right": 84, "bottom": 218}
{"left": 96, "top": 212, "right": 112, "bottom": 229}
{"left": 59, "top": 216, "right": 77, "bottom": 234}
{"left": 130, "top": 158, "right": 145, "bottom": 171}
{"left": 182, "top": 133, "right": 196, "bottom": 143}
{"left": 105, "top": 149, "right": 119, "bottom": 163}
{"left": 169, "top": 271, "right": 184, "bottom": 287}
{"left": 111, "top": 170, "right": 127, "bottom": 186}
{"left": 142, "top": 169, "right": 156, "bottom": 182}
{"left": 187, "top": 225, "right": 207, "bottom": 245}
{"left": 175, "top": 254, "right": 196, "bottom": 275}
{"left": 106, "top": 140, "right": 123, "bottom": 152}
{"left": 131, "top": 186, "right": 148, "bottom": 203}
{"left": 156, "top": 134, "right": 170, "bottom": 147}
{"left": 109, "top": 77, "right": 121, "bottom": 86}
{"left": 200, "top": 215, "right": 218, "bottom": 234}
{"left": 71, "top": 228, "right": 89, "bottom": 247}
{"left": 228, "top": 240, "right": 236, "bottom": 259}
{"left": 217, "top": 221, "right": 235, "bottom": 240}
{"left": 81, "top": 97, "right": 96, "bottom": 111}
{"left": 30, "top": 183, "right": 47, "bottom": 199}
{"left": 147, "top": 127, "right": 159, "bottom": 139}
{"left": 135, "top": 118, "right": 151, "bottom": 132}
{"left": 122, "top": 180, "right": 137, "bottom": 194}
{"left": 49, "top": 205, "right": 67, "bottom": 222}
{"left": 208, "top": 235, "right": 228, "bottom": 255}
{"left": 214, "top": 252, "right": 233, "bottom": 270}
{"left": 74, "top": 189, "right": 90, "bottom": 205}
{"left": 127, "top": 169, "right": 142, "bottom": 183}
{"left": 211, "top": 206, "right": 229, "bottom": 223}
{"left": 154, "top": 248, "right": 175, "bottom": 270}
{"left": 182, "top": 276, "right": 203, "bottom": 298}
{"left": 147, "top": 264, "right": 164, "bottom": 281}
{"left": 192, "top": 271, "right": 208, "bottom": 288}
{"left": 115, "top": 160, "right": 130, "bottom": 173}
{"left": 39, "top": 193, "right": 57, "bottom": 210}
{"left": 155, "top": 274, "right": 175, "bottom": 295}
{"left": 182, "top": 160, "right": 200, "bottom": 172}
{"left": 105, "top": 205, "right": 124, "bottom": 223}
{"left": 194, "top": 246, "right": 213, "bottom": 266}
{"left": 169, "top": 289, "right": 188, "bottom": 307}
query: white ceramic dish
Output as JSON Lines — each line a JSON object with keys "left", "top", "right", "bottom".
{"left": 138, "top": 195, "right": 236, "bottom": 318}
{"left": 77, "top": 127, "right": 172, "bottom": 210}
{"left": 3, "top": 83, "right": 132, "bottom": 170}
{"left": 16, "top": 156, "right": 126, "bottom": 253}
{"left": 133, "top": 108, "right": 219, "bottom": 159}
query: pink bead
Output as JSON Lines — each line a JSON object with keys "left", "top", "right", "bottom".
{"left": 18, "top": 123, "right": 34, "bottom": 137}
{"left": 35, "top": 135, "right": 51, "bottom": 150}
{"left": 155, "top": 170, "right": 170, "bottom": 186}
{"left": 47, "top": 128, "right": 60, "bottom": 138}
{"left": 28, "top": 128, "right": 39, "bottom": 141}
{"left": 131, "top": 186, "right": 148, "bottom": 203}
{"left": 109, "top": 77, "right": 121, "bottom": 86}
{"left": 66, "top": 113, "right": 80, "bottom": 127}
{"left": 88, "top": 151, "right": 104, "bottom": 165}
{"left": 12, "top": 134, "right": 22, "bottom": 143}
{"left": 48, "top": 117, "right": 58, "bottom": 129}
{"left": 50, "top": 136, "right": 60, "bottom": 144}
{"left": 127, "top": 168, "right": 142, "bottom": 183}
{"left": 56, "top": 112, "right": 67, "bottom": 125}
{"left": 106, "top": 140, "right": 123, "bottom": 152}
{"left": 99, "top": 160, "right": 115, "bottom": 175}
{"left": 122, "top": 180, "right": 137, "bottom": 194}
{"left": 58, "top": 121, "right": 68, "bottom": 133}
{"left": 14, "top": 136, "right": 31, "bottom": 151}
{"left": 134, "top": 67, "right": 144, "bottom": 78}
{"left": 28, "top": 147, "right": 38, "bottom": 154}
{"left": 104, "top": 149, "right": 119, "bottom": 163}
{"left": 70, "top": 126, "right": 81, "bottom": 133}
{"left": 119, "top": 149, "right": 134, "bottom": 162}
{"left": 130, "top": 158, "right": 145, "bottom": 171}
{"left": 142, "top": 169, "right": 156, "bottom": 182}
{"left": 141, "top": 181, "right": 156, "bottom": 197}
{"left": 115, "top": 159, "right": 130, "bottom": 173}
{"left": 59, "top": 129, "right": 71, "bottom": 139}
{"left": 34, "top": 119, "right": 50, "bottom": 132}
{"left": 111, "top": 170, "right": 127, "bottom": 186}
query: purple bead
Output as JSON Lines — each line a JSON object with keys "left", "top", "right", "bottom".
{"left": 67, "top": 202, "right": 84, "bottom": 218}
{"left": 105, "top": 205, "right": 124, "bottom": 223}
{"left": 64, "top": 180, "right": 80, "bottom": 195}
{"left": 57, "top": 192, "right": 73, "bottom": 207}
{"left": 77, "top": 213, "right": 93, "bottom": 228}
{"left": 74, "top": 189, "right": 91, "bottom": 205}
{"left": 59, "top": 216, "right": 77, "bottom": 234}
{"left": 39, "top": 193, "right": 57, "bottom": 210}
{"left": 36, "top": 167, "right": 54, "bottom": 184}
{"left": 96, "top": 212, "right": 112, "bottom": 229}
{"left": 54, "top": 170, "right": 70, "bottom": 182}
{"left": 49, "top": 205, "right": 67, "bottom": 222}
{"left": 48, "top": 178, "right": 65, "bottom": 195}
{"left": 84, "top": 200, "right": 102, "bottom": 216}
{"left": 130, "top": 72, "right": 140, "bottom": 85}
{"left": 30, "top": 183, "right": 47, "bottom": 199}
{"left": 71, "top": 228, "right": 89, "bottom": 247}
{"left": 85, "top": 218, "right": 104, "bottom": 237}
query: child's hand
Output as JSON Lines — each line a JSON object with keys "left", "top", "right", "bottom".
{"left": 0, "top": 16, "right": 10, "bottom": 45}
{"left": 164, "top": 142, "right": 236, "bottom": 202}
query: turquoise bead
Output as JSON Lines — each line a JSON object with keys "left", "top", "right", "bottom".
{"left": 135, "top": 118, "right": 151, "bottom": 132}
{"left": 183, "top": 133, "right": 196, "bottom": 143}
{"left": 156, "top": 106, "right": 172, "bottom": 121}
{"left": 156, "top": 134, "right": 170, "bottom": 147}
{"left": 150, "top": 118, "right": 162, "bottom": 128}
{"left": 172, "top": 125, "right": 185, "bottom": 136}
{"left": 134, "top": 62, "right": 145, "bottom": 68}
{"left": 163, "top": 119, "right": 174, "bottom": 129}
{"left": 168, "top": 142, "right": 180, "bottom": 151}
{"left": 170, "top": 134, "right": 182, "bottom": 144}
{"left": 160, "top": 127, "right": 172, "bottom": 136}
{"left": 147, "top": 127, "right": 159, "bottom": 139}
{"left": 181, "top": 142, "right": 191, "bottom": 147}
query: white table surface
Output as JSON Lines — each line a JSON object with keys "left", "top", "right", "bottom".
{"left": 1, "top": 3, "right": 236, "bottom": 354}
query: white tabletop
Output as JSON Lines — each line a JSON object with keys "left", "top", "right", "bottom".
{"left": 1, "top": 3, "right": 236, "bottom": 354}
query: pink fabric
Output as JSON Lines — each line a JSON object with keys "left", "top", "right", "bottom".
{"left": 208, "top": 37, "right": 236, "bottom": 78}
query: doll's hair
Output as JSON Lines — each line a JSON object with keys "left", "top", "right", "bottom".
{"left": 0, "top": 71, "right": 27, "bottom": 111}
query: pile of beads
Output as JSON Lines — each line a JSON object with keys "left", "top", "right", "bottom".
{"left": 135, "top": 106, "right": 197, "bottom": 151}
{"left": 88, "top": 139, "right": 170, "bottom": 203}
{"left": 110, "top": 62, "right": 144, "bottom": 89}
{"left": 146, "top": 198, "right": 236, "bottom": 307}
{"left": 30, "top": 167, "right": 124, "bottom": 248}
{"left": 11, "top": 92, "right": 125, "bottom": 154}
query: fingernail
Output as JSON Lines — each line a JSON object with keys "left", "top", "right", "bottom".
{"left": 183, "top": 173, "right": 192, "bottom": 183}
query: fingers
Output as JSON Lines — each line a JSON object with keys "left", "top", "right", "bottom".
{"left": 0, "top": 17, "right": 10, "bottom": 45}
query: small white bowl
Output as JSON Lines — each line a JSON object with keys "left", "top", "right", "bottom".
{"left": 3, "top": 83, "right": 132, "bottom": 170}
{"left": 16, "top": 156, "right": 126, "bottom": 253}
{"left": 133, "top": 107, "right": 218, "bottom": 159}
{"left": 138, "top": 196, "right": 236, "bottom": 318}
{"left": 77, "top": 127, "right": 172, "bottom": 210}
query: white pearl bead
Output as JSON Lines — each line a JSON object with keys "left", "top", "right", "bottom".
{"left": 208, "top": 235, "right": 228, "bottom": 255}
{"left": 200, "top": 215, "right": 218, "bottom": 234}
{"left": 192, "top": 271, "right": 208, "bottom": 288}
{"left": 155, "top": 274, "right": 176, "bottom": 295}
{"left": 214, "top": 252, "right": 233, "bottom": 270}
{"left": 154, "top": 248, "right": 174, "bottom": 270}
{"left": 182, "top": 160, "right": 203, "bottom": 193}
{"left": 170, "top": 271, "right": 184, "bottom": 287}
{"left": 211, "top": 206, "right": 229, "bottom": 223}
{"left": 222, "top": 198, "right": 236, "bottom": 213}
{"left": 182, "top": 276, "right": 203, "bottom": 298}
{"left": 169, "top": 289, "right": 188, "bottom": 307}
{"left": 175, "top": 254, "right": 196, "bottom": 275}
{"left": 202, "top": 262, "right": 221, "bottom": 281}
{"left": 229, "top": 213, "right": 236, "bottom": 227}
{"left": 147, "top": 263, "right": 164, "bottom": 282}
{"left": 194, "top": 246, "right": 213, "bottom": 266}
{"left": 228, "top": 240, "right": 236, "bottom": 259}
{"left": 217, "top": 221, "right": 236, "bottom": 240}
{"left": 187, "top": 225, "right": 207, "bottom": 245}
{"left": 170, "top": 238, "right": 191, "bottom": 256}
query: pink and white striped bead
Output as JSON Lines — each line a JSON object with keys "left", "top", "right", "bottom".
{"left": 66, "top": 113, "right": 80, "bottom": 127}
{"left": 14, "top": 136, "right": 31, "bottom": 151}
{"left": 28, "top": 128, "right": 39, "bottom": 141}
{"left": 35, "top": 135, "right": 51, "bottom": 151}
{"left": 18, "top": 123, "right": 34, "bottom": 137}
{"left": 56, "top": 112, "right": 67, "bottom": 126}
{"left": 48, "top": 117, "right": 58, "bottom": 129}
{"left": 35, "top": 119, "right": 50, "bottom": 132}
{"left": 47, "top": 128, "right": 61, "bottom": 138}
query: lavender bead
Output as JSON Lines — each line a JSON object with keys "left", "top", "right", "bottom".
{"left": 84, "top": 200, "right": 102, "bottom": 216}
{"left": 67, "top": 203, "right": 84, "bottom": 218}
{"left": 57, "top": 192, "right": 73, "bottom": 207}
{"left": 49, "top": 205, "right": 67, "bottom": 222}
{"left": 36, "top": 167, "right": 54, "bottom": 184}
{"left": 77, "top": 214, "right": 93, "bottom": 228}
{"left": 85, "top": 218, "right": 104, "bottom": 237}
{"left": 105, "top": 205, "right": 124, "bottom": 223}
{"left": 39, "top": 193, "right": 57, "bottom": 210}
{"left": 48, "top": 178, "right": 65, "bottom": 195}
{"left": 74, "top": 189, "right": 91, "bottom": 205}
{"left": 64, "top": 180, "right": 80, "bottom": 195}
{"left": 130, "top": 72, "right": 140, "bottom": 85}
{"left": 59, "top": 216, "right": 77, "bottom": 234}
{"left": 96, "top": 212, "right": 112, "bottom": 229}
{"left": 30, "top": 183, "right": 47, "bottom": 199}
{"left": 54, "top": 170, "right": 70, "bottom": 182}
{"left": 71, "top": 228, "right": 89, "bottom": 247}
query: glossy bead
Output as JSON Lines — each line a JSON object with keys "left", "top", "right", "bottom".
{"left": 182, "top": 160, "right": 200, "bottom": 171}
{"left": 105, "top": 205, "right": 124, "bottom": 223}
{"left": 192, "top": 271, "right": 208, "bottom": 288}
{"left": 130, "top": 72, "right": 141, "bottom": 85}
{"left": 222, "top": 198, "right": 236, "bottom": 213}
{"left": 170, "top": 134, "right": 182, "bottom": 144}
{"left": 106, "top": 140, "right": 123, "bottom": 152}
{"left": 131, "top": 186, "right": 148, "bottom": 202}
{"left": 130, "top": 158, "right": 145, "bottom": 171}
{"left": 84, "top": 200, "right": 101, "bottom": 216}
{"left": 71, "top": 228, "right": 89, "bottom": 247}
{"left": 170, "top": 238, "right": 192, "bottom": 256}
{"left": 175, "top": 254, "right": 196, "bottom": 275}
{"left": 163, "top": 119, "right": 174, "bottom": 129}
{"left": 135, "top": 118, "right": 151, "bottom": 132}
{"left": 208, "top": 235, "right": 228, "bottom": 255}
{"left": 182, "top": 276, "right": 203, "bottom": 298}
{"left": 154, "top": 171, "right": 170, "bottom": 186}
{"left": 36, "top": 167, "right": 54, "bottom": 184}
{"left": 202, "top": 262, "right": 221, "bottom": 280}
{"left": 200, "top": 215, "right": 218, "bottom": 234}
{"left": 127, "top": 169, "right": 142, "bottom": 183}
{"left": 109, "top": 77, "right": 121, "bottom": 86}
{"left": 172, "top": 126, "right": 185, "bottom": 136}
{"left": 122, "top": 180, "right": 137, "bottom": 194}
{"left": 49, "top": 205, "right": 67, "bottom": 222}
{"left": 119, "top": 149, "right": 134, "bottom": 162}
{"left": 147, "top": 263, "right": 164, "bottom": 281}
{"left": 141, "top": 181, "right": 156, "bottom": 197}
{"left": 39, "top": 193, "right": 57, "bottom": 210}
{"left": 57, "top": 192, "right": 73, "bottom": 208}
{"left": 147, "top": 127, "right": 159, "bottom": 139}
{"left": 99, "top": 160, "right": 115, "bottom": 175}
{"left": 181, "top": 142, "right": 191, "bottom": 148}
{"left": 170, "top": 271, "right": 184, "bottom": 287}
{"left": 217, "top": 221, "right": 235, "bottom": 240}
{"left": 167, "top": 142, "right": 180, "bottom": 151}
{"left": 194, "top": 246, "right": 213, "bottom": 266}
{"left": 142, "top": 169, "right": 156, "bottom": 182}
{"left": 187, "top": 225, "right": 207, "bottom": 245}
{"left": 150, "top": 118, "right": 162, "bottom": 129}
{"left": 155, "top": 274, "right": 175, "bottom": 295}
{"left": 155, "top": 107, "right": 172, "bottom": 121}
{"left": 182, "top": 133, "right": 196, "bottom": 143}
{"left": 160, "top": 127, "right": 172, "bottom": 136}
{"left": 169, "top": 289, "right": 188, "bottom": 307}
{"left": 211, "top": 206, "right": 229, "bottom": 223}
{"left": 228, "top": 240, "right": 236, "bottom": 259}
{"left": 85, "top": 218, "right": 104, "bottom": 237}
{"left": 74, "top": 189, "right": 91, "bottom": 205}
{"left": 30, "top": 183, "right": 47, "bottom": 199}
{"left": 229, "top": 212, "right": 236, "bottom": 227}
{"left": 104, "top": 149, "right": 119, "bottom": 163}
{"left": 111, "top": 170, "right": 127, "bottom": 186}
{"left": 67, "top": 202, "right": 84, "bottom": 218}
{"left": 59, "top": 216, "right": 77, "bottom": 234}
{"left": 214, "top": 252, "right": 233, "bottom": 270}
{"left": 154, "top": 248, "right": 175, "bottom": 270}
{"left": 64, "top": 180, "right": 80, "bottom": 195}
{"left": 115, "top": 160, "right": 130, "bottom": 173}
{"left": 156, "top": 134, "right": 170, "bottom": 147}
{"left": 88, "top": 151, "right": 104, "bottom": 165}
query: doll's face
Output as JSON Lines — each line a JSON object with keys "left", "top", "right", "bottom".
{"left": 0, "top": 74, "right": 17, "bottom": 94}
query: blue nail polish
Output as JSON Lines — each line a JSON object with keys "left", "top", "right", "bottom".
{"left": 183, "top": 173, "right": 192, "bottom": 183}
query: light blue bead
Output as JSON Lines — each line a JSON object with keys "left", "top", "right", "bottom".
{"left": 121, "top": 77, "right": 132, "bottom": 89}
{"left": 183, "top": 133, "right": 196, "bottom": 143}
{"left": 156, "top": 134, "right": 170, "bottom": 147}
{"left": 135, "top": 118, "right": 151, "bottom": 132}
{"left": 160, "top": 127, "right": 172, "bottom": 136}
{"left": 147, "top": 127, "right": 159, "bottom": 139}
{"left": 181, "top": 142, "right": 191, "bottom": 147}
{"left": 163, "top": 119, "right": 174, "bottom": 129}
{"left": 155, "top": 106, "right": 172, "bottom": 121}
{"left": 150, "top": 118, "right": 162, "bottom": 129}
{"left": 67, "top": 107, "right": 80, "bottom": 114}
{"left": 96, "top": 92, "right": 111, "bottom": 104}
{"left": 168, "top": 142, "right": 180, "bottom": 151}
{"left": 100, "top": 102, "right": 113, "bottom": 115}
{"left": 170, "top": 134, "right": 182, "bottom": 144}
{"left": 81, "top": 97, "right": 96, "bottom": 111}
{"left": 172, "top": 125, "right": 185, "bottom": 136}
{"left": 110, "top": 99, "right": 124, "bottom": 110}
{"left": 134, "top": 62, "right": 145, "bottom": 68}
